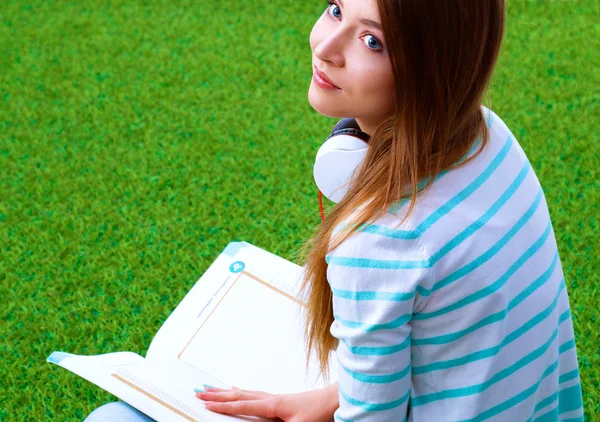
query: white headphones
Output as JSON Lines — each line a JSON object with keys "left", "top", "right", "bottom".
{"left": 313, "top": 118, "right": 371, "bottom": 205}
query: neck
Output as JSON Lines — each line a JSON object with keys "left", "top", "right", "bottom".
{"left": 354, "top": 117, "right": 380, "bottom": 138}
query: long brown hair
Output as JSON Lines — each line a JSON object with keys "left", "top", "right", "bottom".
{"left": 292, "top": 0, "right": 506, "bottom": 382}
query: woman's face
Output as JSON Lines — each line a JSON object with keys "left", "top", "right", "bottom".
{"left": 308, "top": 0, "right": 395, "bottom": 135}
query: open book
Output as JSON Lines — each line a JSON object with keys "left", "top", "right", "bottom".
{"left": 47, "top": 241, "right": 338, "bottom": 422}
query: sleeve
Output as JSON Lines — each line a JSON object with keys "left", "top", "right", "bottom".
{"left": 325, "top": 222, "right": 432, "bottom": 422}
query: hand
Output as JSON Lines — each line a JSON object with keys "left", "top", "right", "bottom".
{"left": 195, "top": 383, "right": 338, "bottom": 422}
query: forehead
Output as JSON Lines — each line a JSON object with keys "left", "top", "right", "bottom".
{"left": 338, "top": 0, "right": 381, "bottom": 22}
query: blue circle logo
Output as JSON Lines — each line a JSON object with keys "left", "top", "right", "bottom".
{"left": 229, "top": 261, "right": 245, "bottom": 273}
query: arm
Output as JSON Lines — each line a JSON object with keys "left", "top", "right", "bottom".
{"left": 325, "top": 381, "right": 340, "bottom": 418}
{"left": 326, "top": 224, "right": 428, "bottom": 421}
{"left": 196, "top": 380, "right": 340, "bottom": 421}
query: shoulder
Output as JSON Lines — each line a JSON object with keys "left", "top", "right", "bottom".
{"left": 326, "top": 210, "right": 436, "bottom": 312}
{"left": 327, "top": 210, "right": 428, "bottom": 261}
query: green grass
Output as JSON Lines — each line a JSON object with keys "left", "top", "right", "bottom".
{"left": 1, "top": 0, "right": 598, "bottom": 420}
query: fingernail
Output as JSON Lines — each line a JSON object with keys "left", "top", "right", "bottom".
{"left": 203, "top": 384, "right": 216, "bottom": 389}
{"left": 194, "top": 388, "right": 206, "bottom": 393}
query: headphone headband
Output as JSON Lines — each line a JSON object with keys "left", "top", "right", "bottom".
{"left": 325, "top": 118, "right": 371, "bottom": 143}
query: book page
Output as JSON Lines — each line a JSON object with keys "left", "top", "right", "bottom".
{"left": 145, "top": 242, "right": 252, "bottom": 362}
{"left": 112, "top": 358, "right": 270, "bottom": 422}
{"left": 145, "top": 241, "right": 337, "bottom": 394}
{"left": 47, "top": 352, "right": 198, "bottom": 422}
{"left": 178, "top": 271, "right": 331, "bottom": 394}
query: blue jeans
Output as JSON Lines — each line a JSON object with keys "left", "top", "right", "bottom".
{"left": 84, "top": 401, "right": 156, "bottom": 422}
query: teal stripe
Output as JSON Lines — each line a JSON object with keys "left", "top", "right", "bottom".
{"left": 388, "top": 171, "right": 435, "bottom": 215}
{"left": 332, "top": 288, "right": 415, "bottom": 301}
{"left": 528, "top": 380, "right": 582, "bottom": 422}
{"left": 559, "top": 388, "right": 584, "bottom": 416}
{"left": 533, "top": 409, "right": 559, "bottom": 422}
{"left": 532, "top": 384, "right": 583, "bottom": 422}
{"left": 412, "top": 314, "right": 572, "bottom": 407}
{"left": 344, "top": 222, "right": 419, "bottom": 239}
{"left": 335, "top": 222, "right": 554, "bottom": 334}
{"left": 329, "top": 159, "right": 538, "bottom": 313}
{"left": 325, "top": 254, "right": 429, "bottom": 269}
{"left": 341, "top": 336, "right": 410, "bottom": 356}
{"left": 429, "top": 159, "right": 531, "bottom": 264}
{"left": 458, "top": 359, "right": 560, "bottom": 422}
{"left": 397, "top": 135, "right": 512, "bottom": 229}
{"left": 559, "top": 338, "right": 575, "bottom": 354}
{"left": 529, "top": 391, "right": 559, "bottom": 421}
{"left": 413, "top": 277, "right": 565, "bottom": 375}
{"left": 368, "top": 155, "right": 541, "bottom": 265}
{"left": 413, "top": 247, "right": 557, "bottom": 346}
{"left": 333, "top": 284, "right": 431, "bottom": 301}
{"left": 340, "top": 360, "right": 410, "bottom": 384}
{"left": 429, "top": 188, "right": 543, "bottom": 294}
{"left": 413, "top": 219, "right": 553, "bottom": 321}
{"left": 340, "top": 384, "right": 410, "bottom": 412}
{"left": 389, "top": 107, "right": 494, "bottom": 214}
{"left": 559, "top": 308, "right": 572, "bottom": 324}
{"left": 334, "top": 312, "right": 411, "bottom": 332}
{"left": 559, "top": 369, "right": 580, "bottom": 384}
{"left": 338, "top": 134, "right": 512, "bottom": 242}
{"left": 413, "top": 135, "right": 513, "bottom": 234}
{"left": 460, "top": 341, "right": 579, "bottom": 422}
{"left": 329, "top": 146, "right": 533, "bottom": 306}
{"left": 325, "top": 136, "right": 516, "bottom": 269}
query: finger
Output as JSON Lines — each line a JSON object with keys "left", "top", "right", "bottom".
{"left": 227, "top": 385, "right": 271, "bottom": 395}
{"left": 200, "top": 386, "right": 271, "bottom": 398}
{"left": 202, "top": 387, "right": 231, "bottom": 392}
{"left": 204, "top": 398, "right": 279, "bottom": 419}
{"left": 240, "top": 387, "right": 271, "bottom": 395}
{"left": 196, "top": 389, "right": 265, "bottom": 402}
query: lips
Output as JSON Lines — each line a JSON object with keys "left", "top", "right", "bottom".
{"left": 314, "top": 66, "right": 340, "bottom": 89}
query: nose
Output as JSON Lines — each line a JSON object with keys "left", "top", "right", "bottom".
{"left": 314, "top": 30, "right": 345, "bottom": 68}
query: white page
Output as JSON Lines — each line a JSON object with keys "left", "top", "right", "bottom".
{"left": 48, "top": 352, "right": 267, "bottom": 421}
{"left": 145, "top": 242, "right": 253, "bottom": 362}
{"left": 113, "top": 358, "right": 270, "bottom": 421}
{"left": 179, "top": 271, "right": 329, "bottom": 394}
{"left": 47, "top": 352, "right": 192, "bottom": 422}
{"left": 145, "top": 241, "right": 336, "bottom": 394}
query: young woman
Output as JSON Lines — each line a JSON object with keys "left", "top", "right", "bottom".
{"left": 85, "top": 0, "right": 584, "bottom": 421}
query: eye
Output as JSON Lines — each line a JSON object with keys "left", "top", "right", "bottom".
{"left": 326, "top": 0, "right": 342, "bottom": 19}
{"left": 325, "top": 0, "right": 384, "bottom": 53}
{"left": 362, "top": 34, "right": 383, "bottom": 51}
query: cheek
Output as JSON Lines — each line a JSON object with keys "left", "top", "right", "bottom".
{"left": 354, "top": 62, "right": 395, "bottom": 106}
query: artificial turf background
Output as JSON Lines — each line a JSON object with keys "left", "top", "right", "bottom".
{"left": 1, "top": 0, "right": 598, "bottom": 420}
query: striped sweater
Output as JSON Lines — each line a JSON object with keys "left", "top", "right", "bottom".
{"left": 325, "top": 105, "right": 584, "bottom": 421}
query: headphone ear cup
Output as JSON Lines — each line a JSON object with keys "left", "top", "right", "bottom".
{"left": 314, "top": 133, "right": 369, "bottom": 203}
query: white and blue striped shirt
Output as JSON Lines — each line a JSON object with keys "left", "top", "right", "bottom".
{"left": 326, "top": 105, "right": 584, "bottom": 421}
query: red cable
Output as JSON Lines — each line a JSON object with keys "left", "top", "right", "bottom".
{"left": 318, "top": 189, "right": 325, "bottom": 222}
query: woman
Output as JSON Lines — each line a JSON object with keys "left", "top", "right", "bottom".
{"left": 86, "top": 0, "right": 584, "bottom": 421}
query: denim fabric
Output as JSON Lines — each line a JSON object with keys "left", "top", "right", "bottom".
{"left": 84, "top": 401, "right": 156, "bottom": 422}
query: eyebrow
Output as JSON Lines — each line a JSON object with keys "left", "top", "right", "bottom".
{"left": 359, "top": 18, "right": 382, "bottom": 31}
{"left": 337, "top": 0, "right": 383, "bottom": 31}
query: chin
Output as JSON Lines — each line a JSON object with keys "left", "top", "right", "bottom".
{"left": 307, "top": 84, "right": 346, "bottom": 119}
